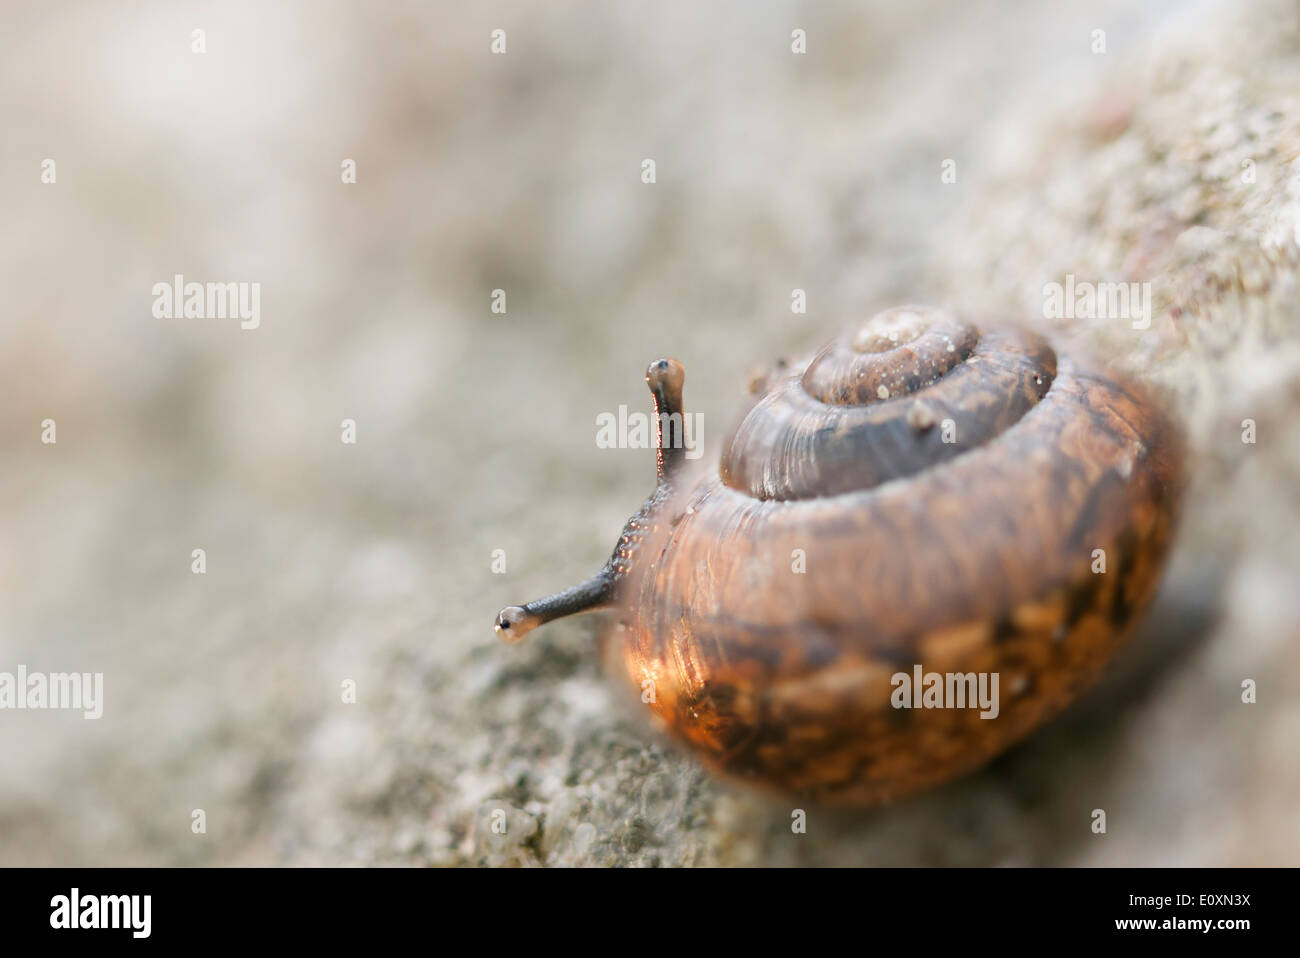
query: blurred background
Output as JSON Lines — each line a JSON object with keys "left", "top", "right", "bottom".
{"left": 2, "top": 0, "right": 1297, "bottom": 865}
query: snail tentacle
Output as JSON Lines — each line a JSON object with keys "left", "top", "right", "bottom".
{"left": 646, "top": 357, "right": 687, "bottom": 481}
{"left": 493, "top": 572, "right": 616, "bottom": 643}
{"left": 494, "top": 357, "right": 689, "bottom": 643}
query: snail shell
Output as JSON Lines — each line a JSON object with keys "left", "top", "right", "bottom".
{"left": 497, "top": 305, "right": 1184, "bottom": 806}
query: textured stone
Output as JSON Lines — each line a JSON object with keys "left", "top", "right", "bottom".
{"left": 2, "top": 0, "right": 1296, "bottom": 867}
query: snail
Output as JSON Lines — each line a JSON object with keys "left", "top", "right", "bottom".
{"left": 495, "top": 305, "right": 1184, "bottom": 806}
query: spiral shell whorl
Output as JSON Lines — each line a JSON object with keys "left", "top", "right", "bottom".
{"left": 720, "top": 306, "right": 1057, "bottom": 501}
{"left": 802, "top": 305, "right": 977, "bottom": 404}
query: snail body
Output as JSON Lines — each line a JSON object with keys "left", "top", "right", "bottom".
{"left": 496, "top": 306, "right": 1183, "bottom": 806}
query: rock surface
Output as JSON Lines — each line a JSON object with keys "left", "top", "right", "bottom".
{"left": 1, "top": 0, "right": 1296, "bottom": 866}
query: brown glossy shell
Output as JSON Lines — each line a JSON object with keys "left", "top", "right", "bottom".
{"left": 612, "top": 306, "right": 1184, "bottom": 806}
